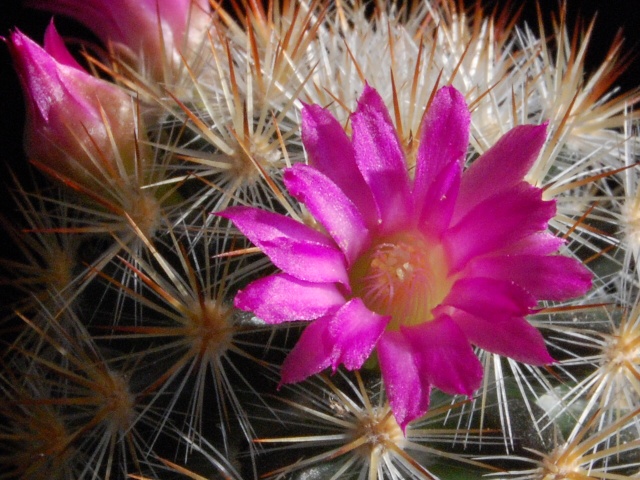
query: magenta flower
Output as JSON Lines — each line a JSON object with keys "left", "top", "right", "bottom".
{"left": 8, "top": 22, "right": 140, "bottom": 195}
{"left": 218, "top": 85, "right": 592, "bottom": 429}
{"left": 27, "top": 0, "right": 210, "bottom": 78}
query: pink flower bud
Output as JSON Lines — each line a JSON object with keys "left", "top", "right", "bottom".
{"left": 8, "top": 23, "right": 142, "bottom": 195}
{"left": 27, "top": 0, "right": 211, "bottom": 79}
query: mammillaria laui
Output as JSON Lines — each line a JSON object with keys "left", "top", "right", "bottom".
{"left": 219, "top": 84, "right": 592, "bottom": 429}
{"left": 1, "top": 1, "right": 638, "bottom": 478}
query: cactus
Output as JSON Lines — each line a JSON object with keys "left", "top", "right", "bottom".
{"left": 1, "top": 1, "right": 639, "bottom": 478}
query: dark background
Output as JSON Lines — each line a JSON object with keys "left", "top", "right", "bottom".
{"left": 0, "top": 0, "right": 639, "bottom": 228}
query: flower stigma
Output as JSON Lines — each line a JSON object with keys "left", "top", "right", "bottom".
{"left": 350, "top": 232, "right": 454, "bottom": 330}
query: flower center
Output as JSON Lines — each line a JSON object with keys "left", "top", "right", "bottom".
{"left": 350, "top": 232, "right": 453, "bottom": 330}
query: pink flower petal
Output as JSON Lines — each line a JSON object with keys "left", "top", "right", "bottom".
{"left": 455, "top": 123, "right": 547, "bottom": 221}
{"left": 377, "top": 330, "right": 430, "bottom": 431}
{"left": 301, "top": 103, "right": 380, "bottom": 227}
{"left": 280, "top": 299, "right": 389, "bottom": 384}
{"left": 441, "top": 277, "right": 537, "bottom": 318}
{"left": 327, "top": 298, "right": 389, "bottom": 371}
{"left": 444, "top": 182, "right": 556, "bottom": 271}
{"left": 217, "top": 206, "right": 349, "bottom": 286}
{"left": 284, "top": 165, "right": 371, "bottom": 265}
{"left": 439, "top": 280, "right": 553, "bottom": 365}
{"left": 280, "top": 316, "right": 334, "bottom": 385}
{"left": 351, "top": 84, "right": 411, "bottom": 232}
{"left": 413, "top": 86, "right": 469, "bottom": 215}
{"left": 43, "top": 21, "right": 83, "bottom": 70}
{"left": 9, "top": 28, "right": 119, "bottom": 126}
{"left": 492, "top": 231, "right": 565, "bottom": 256}
{"left": 468, "top": 255, "right": 592, "bottom": 301}
{"left": 416, "top": 158, "right": 461, "bottom": 238}
{"left": 448, "top": 310, "right": 554, "bottom": 365}
{"left": 8, "top": 28, "right": 140, "bottom": 194}
{"left": 403, "top": 316, "right": 483, "bottom": 397}
{"left": 234, "top": 273, "right": 345, "bottom": 324}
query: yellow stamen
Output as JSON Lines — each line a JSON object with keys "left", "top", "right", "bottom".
{"left": 350, "top": 232, "right": 454, "bottom": 330}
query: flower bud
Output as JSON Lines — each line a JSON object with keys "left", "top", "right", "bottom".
{"left": 27, "top": 0, "right": 211, "bottom": 80}
{"left": 8, "top": 23, "right": 142, "bottom": 196}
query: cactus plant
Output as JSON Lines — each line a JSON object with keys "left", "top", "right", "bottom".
{"left": 1, "top": 1, "right": 639, "bottom": 478}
